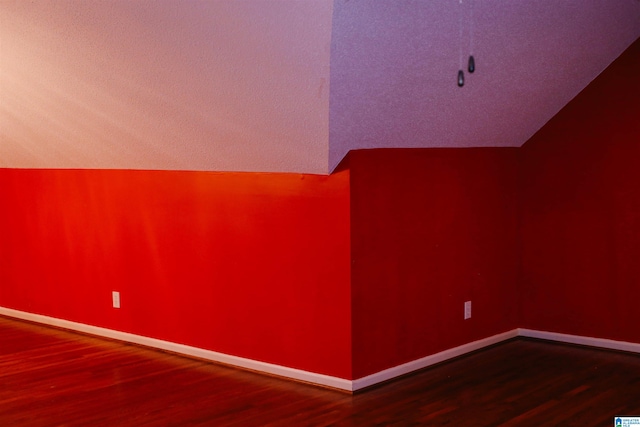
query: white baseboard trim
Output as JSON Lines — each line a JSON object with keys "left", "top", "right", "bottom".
{"left": 0, "top": 307, "right": 352, "bottom": 392}
{"left": 4, "top": 306, "right": 639, "bottom": 393}
{"left": 518, "top": 328, "right": 640, "bottom": 354}
{"left": 352, "top": 329, "right": 519, "bottom": 391}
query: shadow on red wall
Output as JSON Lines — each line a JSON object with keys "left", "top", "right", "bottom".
{"left": 350, "top": 148, "right": 520, "bottom": 378}
{"left": 520, "top": 38, "right": 640, "bottom": 342}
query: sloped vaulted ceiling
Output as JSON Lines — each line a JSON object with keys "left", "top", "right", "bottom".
{"left": 1, "top": 0, "right": 640, "bottom": 174}
{"left": 328, "top": 0, "right": 640, "bottom": 171}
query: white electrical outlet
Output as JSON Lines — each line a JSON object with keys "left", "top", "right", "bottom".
{"left": 112, "top": 291, "right": 121, "bottom": 309}
{"left": 464, "top": 301, "right": 472, "bottom": 319}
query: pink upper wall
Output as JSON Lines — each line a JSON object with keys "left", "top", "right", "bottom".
{"left": 520, "top": 38, "right": 640, "bottom": 342}
{"left": 0, "top": 0, "right": 333, "bottom": 173}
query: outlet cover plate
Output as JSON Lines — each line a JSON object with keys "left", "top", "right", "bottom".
{"left": 112, "top": 291, "right": 121, "bottom": 309}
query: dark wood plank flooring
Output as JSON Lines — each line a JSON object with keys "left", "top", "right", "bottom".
{"left": 1, "top": 315, "right": 639, "bottom": 426}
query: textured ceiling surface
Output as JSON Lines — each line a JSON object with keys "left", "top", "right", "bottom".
{"left": 329, "top": 0, "right": 640, "bottom": 170}
{"left": 1, "top": 1, "right": 639, "bottom": 174}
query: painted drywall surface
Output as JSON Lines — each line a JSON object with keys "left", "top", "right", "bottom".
{"left": 329, "top": 1, "right": 640, "bottom": 171}
{"left": 0, "top": 0, "right": 332, "bottom": 174}
{"left": 349, "top": 148, "right": 520, "bottom": 378}
{"left": 519, "top": 38, "right": 640, "bottom": 342}
{"left": 3, "top": 1, "right": 639, "bottom": 175}
{"left": 0, "top": 168, "right": 351, "bottom": 379}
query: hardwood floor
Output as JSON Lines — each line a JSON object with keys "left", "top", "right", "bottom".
{"left": 1, "top": 315, "right": 639, "bottom": 426}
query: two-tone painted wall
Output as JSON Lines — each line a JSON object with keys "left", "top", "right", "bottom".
{"left": 1, "top": 38, "right": 638, "bottom": 388}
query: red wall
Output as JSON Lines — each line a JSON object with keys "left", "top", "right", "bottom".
{"left": 0, "top": 168, "right": 352, "bottom": 379}
{"left": 520, "top": 38, "right": 640, "bottom": 341}
{"left": 349, "top": 148, "right": 520, "bottom": 378}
